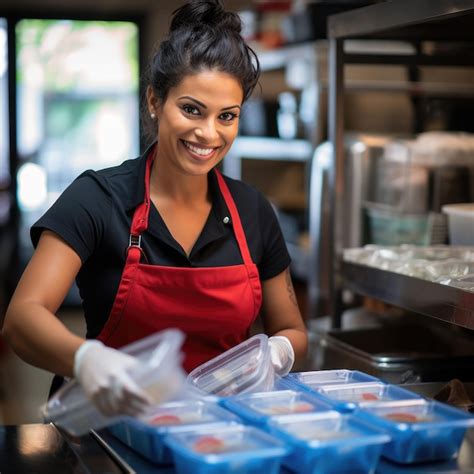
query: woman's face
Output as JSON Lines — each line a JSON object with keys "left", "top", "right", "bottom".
{"left": 150, "top": 69, "right": 243, "bottom": 177}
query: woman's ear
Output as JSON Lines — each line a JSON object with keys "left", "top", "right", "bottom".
{"left": 146, "top": 86, "right": 158, "bottom": 118}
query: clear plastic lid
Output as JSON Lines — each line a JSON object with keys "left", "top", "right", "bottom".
{"left": 137, "top": 399, "right": 240, "bottom": 429}
{"left": 288, "top": 370, "right": 380, "bottom": 388}
{"left": 164, "top": 423, "right": 287, "bottom": 459}
{"left": 361, "top": 399, "right": 474, "bottom": 429}
{"left": 186, "top": 334, "right": 275, "bottom": 397}
{"left": 268, "top": 411, "right": 390, "bottom": 446}
{"left": 317, "top": 382, "right": 421, "bottom": 410}
{"left": 43, "top": 329, "right": 186, "bottom": 436}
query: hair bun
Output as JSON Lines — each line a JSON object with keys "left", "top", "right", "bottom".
{"left": 170, "top": 1, "right": 242, "bottom": 34}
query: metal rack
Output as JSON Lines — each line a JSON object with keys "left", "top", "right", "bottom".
{"left": 326, "top": 0, "right": 474, "bottom": 327}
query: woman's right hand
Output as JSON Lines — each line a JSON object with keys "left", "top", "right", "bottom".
{"left": 74, "top": 340, "right": 152, "bottom": 416}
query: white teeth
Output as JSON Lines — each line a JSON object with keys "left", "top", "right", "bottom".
{"left": 183, "top": 140, "right": 214, "bottom": 156}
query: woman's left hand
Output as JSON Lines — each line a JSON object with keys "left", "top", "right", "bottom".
{"left": 268, "top": 335, "right": 295, "bottom": 376}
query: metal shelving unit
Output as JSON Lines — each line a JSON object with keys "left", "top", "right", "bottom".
{"left": 343, "top": 261, "right": 474, "bottom": 330}
{"left": 326, "top": 0, "right": 474, "bottom": 328}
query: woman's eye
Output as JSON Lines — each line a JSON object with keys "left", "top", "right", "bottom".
{"left": 220, "top": 112, "right": 238, "bottom": 122}
{"left": 182, "top": 104, "right": 200, "bottom": 115}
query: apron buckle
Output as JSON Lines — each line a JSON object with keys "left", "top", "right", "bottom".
{"left": 129, "top": 234, "right": 141, "bottom": 248}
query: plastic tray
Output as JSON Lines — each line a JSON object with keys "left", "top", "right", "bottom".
{"left": 108, "top": 399, "right": 240, "bottom": 464}
{"left": 43, "top": 329, "right": 186, "bottom": 436}
{"left": 164, "top": 423, "right": 289, "bottom": 474}
{"left": 313, "top": 382, "right": 422, "bottom": 412}
{"left": 358, "top": 399, "right": 474, "bottom": 464}
{"left": 222, "top": 390, "right": 332, "bottom": 426}
{"left": 267, "top": 411, "right": 390, "bottom": 474}
{"left": 283, "top": 370, "right": 380, "bottom": 390}
{"left": 186, "top": 334, "right": 276, "bottom": 398}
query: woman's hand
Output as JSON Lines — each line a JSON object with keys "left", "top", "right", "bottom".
{"left": 268, "top": 335, "right": 295, "bottom": 376}
{"left": 74, "top": 340, "right": 152, "bottom": 416}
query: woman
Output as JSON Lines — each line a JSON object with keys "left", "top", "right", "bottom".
{"left": 3, "top": 0, "right": 307, "bottom": 417}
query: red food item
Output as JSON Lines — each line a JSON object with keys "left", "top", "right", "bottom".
{"left": 150, "top": 414, "right": 181, "bottom": 425}
{"left": 193, "top": 436, "right": 226, "bottom": 453}
{"left": 385, "top": 412, "right": 419, "bottom": 423}
{"left": 361, "top": 392, "right": 379, "bottom": 401}
{"left": 293, "top": 402, "right": 314, "bottom": 413}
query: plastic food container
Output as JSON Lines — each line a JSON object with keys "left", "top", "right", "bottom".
{"left": 359, "top": 399, "right": 474, "bottom": 464}
{"left": 312, "top": 382, "right": 422, "bottom": 412}
{"left": 283, "top": 369, "right": 380, "bottom": 391}
{"left": 43, "top": 329, "right": 186, "bottom": 436}
{"left": 442, "top": 203, "right": 474, "bottom": 245}
{"left": 164, "top": 423, "right": 289, "bottom": 474}
{"left": 267, "top": 411, "right": 390, "bottom": 474}
{"left": 186, "top": 334, "right": 276, "bottom": 398}
{"left": 222, "top": 390, "right": 332, "bottom": 426}
{"left": 108, "top": 399, "right": 240, "bottom": 464}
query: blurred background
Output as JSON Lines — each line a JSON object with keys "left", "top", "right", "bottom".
{"left": 1, "top": 0, "right": 474, "bottom": 425}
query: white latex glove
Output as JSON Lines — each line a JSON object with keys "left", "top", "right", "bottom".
{"left": 74, "top": 340, "right": 152, "bottom": 417}
{"left": 268, "top": 336, "right": 295, "bottom": 377}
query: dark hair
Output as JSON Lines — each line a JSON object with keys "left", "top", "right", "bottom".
{"left": 142, "top": 0, "right": 260, "bottom": 140}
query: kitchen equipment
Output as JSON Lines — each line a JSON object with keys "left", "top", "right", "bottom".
{"left": 308, "top": 133, "right": 396, "bottom": 316}
{"left": 320, "top": 324, "right": 474, "bottom": 383}
{"left": 442, "top": 202, "right": 474, "bottom": 245}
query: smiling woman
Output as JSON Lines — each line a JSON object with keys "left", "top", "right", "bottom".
{"left": 3, "top": 0, "right": 308, "bottom": 420}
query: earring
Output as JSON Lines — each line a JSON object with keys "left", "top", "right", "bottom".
{"left": 150, "top": 112, "right": 156, "bottom": 120}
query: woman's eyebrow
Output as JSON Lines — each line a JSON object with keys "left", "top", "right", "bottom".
{"left": 178, "top": 95, "right": 241, "bottom": 111}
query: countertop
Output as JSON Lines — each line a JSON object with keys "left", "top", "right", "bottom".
{"left": 1, "top": 422, "right": 474, "bottom": 473}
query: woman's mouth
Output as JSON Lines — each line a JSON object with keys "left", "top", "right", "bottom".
{"left": 181, "top": 139, "right": 218, "bottom": 159}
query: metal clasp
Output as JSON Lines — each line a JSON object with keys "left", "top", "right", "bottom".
{"left": 129, "top": 234, "right": 141, "bottom": 248}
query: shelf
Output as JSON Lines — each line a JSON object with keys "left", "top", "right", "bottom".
{"left": 256, "top": 42, "right": 321, "bottom": 72}
{"left": 328, "top": 0, "right": 474, "bottom": 41}
{"left": 342, "top": 261, "right": 474, "bottom": 330}
{"left": 223, "top": 136, "right": 312, "bottom": 180}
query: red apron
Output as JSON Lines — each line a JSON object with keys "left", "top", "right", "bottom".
{"left": 96, "top": 153, "right": 262, "bottom": 372}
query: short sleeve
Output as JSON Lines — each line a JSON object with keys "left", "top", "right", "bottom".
{"left": 30, "top": 172, "right": 112, "bottom": 263}
{"left": 257, "top": 192, "right": 291, "bottom": 280}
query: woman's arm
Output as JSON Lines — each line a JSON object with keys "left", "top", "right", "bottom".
{"left": 2, "top": 230, "right": 85, "bottom": 377}
{"left": 260, "top": 266, "right": 308, "bottom": 366}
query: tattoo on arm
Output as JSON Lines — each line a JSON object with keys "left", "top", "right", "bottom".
{"left": 285, "top": 268, "right": 299, "bottom": 307}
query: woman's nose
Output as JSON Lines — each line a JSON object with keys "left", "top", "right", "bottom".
{"left": 195, "top": 119, "right": 219, "bottom": 141}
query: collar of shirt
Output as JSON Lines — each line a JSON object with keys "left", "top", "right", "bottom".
{"left": 125, "top": 142, "right": 232, "bottom": 261}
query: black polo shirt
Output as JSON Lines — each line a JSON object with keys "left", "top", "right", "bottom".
{"left": 31, "top": 147, "right": 291, "bottom": 339}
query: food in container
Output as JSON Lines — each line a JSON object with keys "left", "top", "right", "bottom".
{"left": 313, "top": 382, "right": 422, "bottom": 412}
{"left": 108, "top": 399, "right": 240, "bottom": 464}
{"left": 186, "top": 334, "right": 276, "bottom": 398}
{"left": 359, "top": 399, "right": 474, "bottom": 464}
{"left": 42, "top": 329, "right": 186, "bottom": 436}
{"left": 222, "top": 389, "right": 332, "bottom": 426}
{"left": 283, "top": 369, "right": 380, "bottom": 391}
{"left": 164, "top": 423, "right": 289, "bottom": 474}
{"left": 267, "top": 411, "right": 390, "bottom": 474}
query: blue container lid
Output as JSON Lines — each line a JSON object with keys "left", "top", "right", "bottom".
{"left": 222, "top": 390, "right": 332, "bottom": 425}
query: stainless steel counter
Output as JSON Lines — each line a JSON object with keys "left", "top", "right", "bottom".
{"left": 2, "top": 421, "right": 474, "bottom": 473}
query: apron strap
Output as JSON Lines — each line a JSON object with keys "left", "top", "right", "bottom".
{"left": 214, "top": 169, "right": 254, "bottom": 267}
